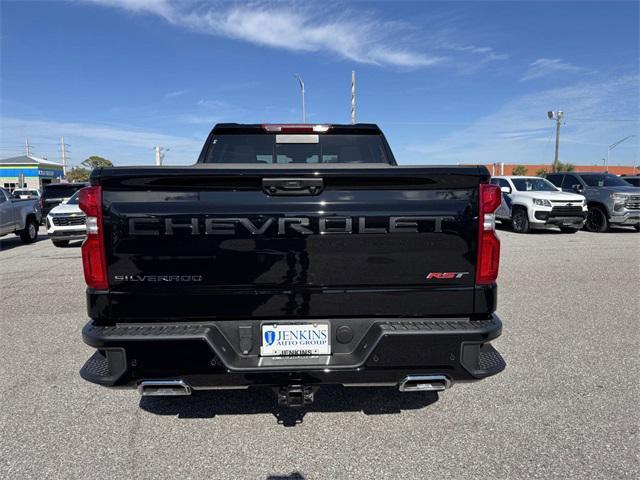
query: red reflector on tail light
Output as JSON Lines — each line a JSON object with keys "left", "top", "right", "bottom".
{"left": 78, "top": 186, "right": 108, "bottom": 290}
{"left": 477, "top": 230, "right": 500, "bottom": 284}
{"left": 476, "top": 183, "right": 501, "bottom": 285}
{"left": 81, "top": 234, "right": 108, "bottom": 289}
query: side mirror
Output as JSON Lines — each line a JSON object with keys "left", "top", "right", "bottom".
{"left": 500, "top": 186, "right": 511, "bottom": 194}
{"left": 572, "top": 184, "right": 583, "bottom": 193}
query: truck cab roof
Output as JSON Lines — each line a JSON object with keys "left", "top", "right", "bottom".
{"left": 211, "top": 123, "right": 384, "bottom": 135}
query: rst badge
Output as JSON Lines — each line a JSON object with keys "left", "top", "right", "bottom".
{"left": 260, "top": 323, "right": 330, "bottom": 356}
{"left": 426, "top": 272, "right": 469, "bottom": 280}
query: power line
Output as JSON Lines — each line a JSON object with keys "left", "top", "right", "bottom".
{"left": 542, "top": 123, "right": 556, "bottom": 163}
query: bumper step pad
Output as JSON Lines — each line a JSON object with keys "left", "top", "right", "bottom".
{"left": 460, "top": 343, "right": 506, "bottom": 379}
{"left": 80, "top": 349, "right": 127, "bottom": 385}
{"left": 479, "top": 344, "right": 507, "bottom": 374}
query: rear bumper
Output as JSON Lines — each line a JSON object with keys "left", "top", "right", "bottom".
{"left": 80, "top": 315, "right": 505, "bottom": 389}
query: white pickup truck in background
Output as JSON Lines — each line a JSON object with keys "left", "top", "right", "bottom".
{"left": 0, "top": 187, "right": 42, "bottom": 244}
{"left": 490, "top": 176, "right": 587, "bottom": 233}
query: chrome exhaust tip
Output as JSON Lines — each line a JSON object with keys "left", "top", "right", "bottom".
{"left": 398, "top": 375, "right": 451, "bottom": 392}
{"left": 137, "top": 380, "right": 192, "bottom": 396}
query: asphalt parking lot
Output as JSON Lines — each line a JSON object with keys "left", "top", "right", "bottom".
{"left": 1, "top": 226, "right": 639, "bottom": 480}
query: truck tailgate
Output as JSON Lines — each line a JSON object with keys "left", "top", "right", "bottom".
{"left": 94, "top": 165, "right": 489, "bottom": 321}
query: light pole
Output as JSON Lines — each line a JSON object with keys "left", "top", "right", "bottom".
{"left": 294, "top": 74, "right": 306, "bottom": 123}
{"left": 606, "top": 135, "right": 636, "bottom": 173}
{"left": 547, "top": 110, "right": 564, "bottom": 172}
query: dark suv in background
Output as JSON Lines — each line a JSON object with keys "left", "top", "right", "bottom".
{"left": 39, "top": 183, "right": 87, "bottom": 220}
{"left": 545, "top": 172, "right": 640, "bottom": 232}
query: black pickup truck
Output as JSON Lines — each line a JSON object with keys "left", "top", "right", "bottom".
{"left": 79, "top": 123, "right": 505, "bottom": 406}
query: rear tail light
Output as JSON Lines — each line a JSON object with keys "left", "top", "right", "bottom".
{"left": 476, "top": 183, "right": 501, "bottom": 285}
{"left": 78, "top": 186, "right": 108, "bottom": 289}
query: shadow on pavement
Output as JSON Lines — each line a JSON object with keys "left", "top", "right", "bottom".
{"left": 266, "top": 472, "right": 306, "bottom": 480}
{"left": 0, "top": 234, "right": 49, "bottom": 252}
{"left": 139, "top": 385, "right": 439, "bottom": 427}
{"left": 598, "top": 226, "right": 639, "bottom": 234}
{"left": 496, "top": 223, "right": 638, "bottom": 235}
{"left": 50, "top": 240, "right": 84, "bottom": 248}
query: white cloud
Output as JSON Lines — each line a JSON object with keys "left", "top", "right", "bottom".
{"left": 448, "top": 44, "right": 509, "bottom": 62}
{"left": 1, "top": 117, "right": 197, "bottom": 148}
{"left": 404, "top": 76, "right": 639, "bottom": 165}
{"left": 196, "top": 99, "right": 228, "bottom": 108}
{"left": 521, "top": 58, "right": 587, "bottom": 81}
{"left": 83, "top": 1, "right": 512, "bottom": 69}
{"left": 89, "top": 0, "right": 173, "bottom": 16}
{"left": 164, "top": 89, "right": 189, "bottom": 100}
{"left": 0, "top": 116, "right": 202, "bottom": 165}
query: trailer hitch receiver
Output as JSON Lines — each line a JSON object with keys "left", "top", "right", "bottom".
{"left": 276, "top": 385, "right": 315, "bottom": 407}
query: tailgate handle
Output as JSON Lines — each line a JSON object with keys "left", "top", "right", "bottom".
{"left": 263, "top": 178, "right": 324, "bottom": 196}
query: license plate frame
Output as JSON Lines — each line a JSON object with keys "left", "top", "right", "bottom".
{"left": 260, "top": 322, "right": 331, "bottom": 357}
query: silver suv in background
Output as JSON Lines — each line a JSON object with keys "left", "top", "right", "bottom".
{"left": 545, "top": 172, "right": 640, "bottom": 232}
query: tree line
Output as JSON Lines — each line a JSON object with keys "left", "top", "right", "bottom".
{"left": 511, "top": 162, "right": 576, "bottom": 176}
{"left": 66, "top": 156, "right": 113, "bottom": 182}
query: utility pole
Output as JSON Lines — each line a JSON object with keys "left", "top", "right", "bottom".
{"left": 294, "top": 74, "right": 306, "bottom": 123}
{"left": 547, "top": 110, "right": 564, "bottom": 172}
{"left": 24, "top": 138, "right": 31, "bottom": 156}
{"left": 155, "top": 146, "right": 169, "bottom": 166}
{"left": 351, "top": 70, "right": 356, "bottom": 124}
{"left": 60, "top": 136, "right": 68, "bottom": 178}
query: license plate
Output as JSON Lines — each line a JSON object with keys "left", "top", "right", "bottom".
{"left": 260, "top": 323, "right": 330, "bottom": 357}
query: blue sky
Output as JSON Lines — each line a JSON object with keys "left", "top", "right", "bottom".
{"left": 1, "top": 0, "right": 638, "bottom": 167}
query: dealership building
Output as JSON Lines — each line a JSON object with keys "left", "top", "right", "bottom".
{"left": 0, "top": 155, "right": 64, "bottom": 191}
{"left": 484, "top": 163, "right": 637, "bottom": 176}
